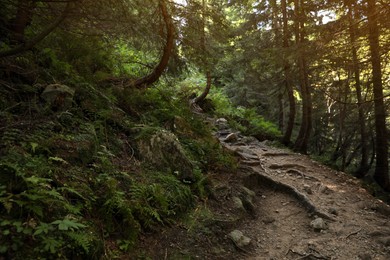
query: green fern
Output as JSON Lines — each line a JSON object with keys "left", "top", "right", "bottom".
{"left": 66, "top": 231, "right": 91, "bottom": 253}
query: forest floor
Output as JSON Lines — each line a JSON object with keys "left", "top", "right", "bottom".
{"left": 130, "top": 121, "right": 390, "bottom": 260}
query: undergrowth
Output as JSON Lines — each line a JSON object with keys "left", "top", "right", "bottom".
{"left": 0, "top": 67, "right": 235, "bottom": 259}
{"left": 179, "top": 76, "right": 281, "bottom": 140}
{"left": 0, "top": 48, "right": 275, "bottom": 259}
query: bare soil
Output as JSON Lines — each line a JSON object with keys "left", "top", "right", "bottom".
{"left": 130, "top": 136, "right": 390, "bottom": 260}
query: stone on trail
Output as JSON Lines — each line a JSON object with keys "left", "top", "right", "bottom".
{"left": 318, "top": 184, "right": 333, "bottom": 195}
{"left": 216, "top": 118, "right": 229, "bottom": 130}
{"left": 303, "top": 184, "right": 313, "bottom": 194}
{"left": 310, "top": 217, "right": 327, "bottom": 232}
{"left": 232, "top": 196, "right": 245, "bottom": 211}
{"left": 228, "top": 230, "right": 251, "bottom": 248}
{"left": 224, "top": 132, "right": 238, "bottom": 143}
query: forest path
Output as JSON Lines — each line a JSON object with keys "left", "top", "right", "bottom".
{"left": 131, "top": 120, "right": 390, "bottom": 260}
{"left": 216, "top": 125, "right": 390, "bottom": 260}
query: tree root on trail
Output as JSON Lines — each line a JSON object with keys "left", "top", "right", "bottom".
{"left": 240, "top": 166, "right": 336, "bottom": 221}
{"left": 269, "top": 163, "right": 306, "bottom": 171}
{"left": 262, "top": 152, "right": 293, "bottom": 157}
{"left": 345, "top": 228, "right": 362, "bottom": 239}
{"left": 285, "top": 169, "right": 321, "bottom": 182}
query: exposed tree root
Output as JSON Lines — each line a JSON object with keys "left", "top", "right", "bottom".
{"left": 262, "top": 152, "right": 293, "bottom": 157}
{"left": 240, "top": 165, "right": 335, "bottom": 221}
{"left": 269, "top": 163, "right": 306, "bottom": 171}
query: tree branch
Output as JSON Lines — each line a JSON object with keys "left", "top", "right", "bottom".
{"left": 0, "top": 2, "right": 71, "bottom": 58}
{"left": 130, "top": 0, "right": 174, "bottom": 88}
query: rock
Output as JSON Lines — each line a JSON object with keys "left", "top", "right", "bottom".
{"left": 224, "top": 133, "right": 238, "bottom": 143}
{"left": 328, "top": 207, "right": 338, "bottom": 216}
{"left": 240, "top": 186, "right": 256, "bottom": 198}
{"left": 240, "top": 194, "right": 256, "bottom": 216}
{"left": 303, "top": 184, "right": 313, "bottom": 194}
{"left": 229, "top": 230, "right": 251, "bottom": 248}
{"left": 137, "top": 130, "right": 194, "bottom": 182}
{"left": 310, "top": 218, "right": 327, "bottom": 231}
{"left": 358, "top": 253, "right": 372, "bottom": 260}
{"left": 262, "top": 217, "right": 275, "bottom": 224}
{"left": 216, "top": 118, "right": 229, "bottom": 130}
{"left": 41, "top": 84, "right": 75, "bottom": 111}
{"left": 318, "top": 184, "right": 332, "bottom": 195}
{"left": 232, "top": 196, "right": 244, "bottom": 210}
{"left": 217, "top": 129, "right": 232, "bottom": 136}
{"left": 234, "top": 147, "right": 259, "bottom": 161}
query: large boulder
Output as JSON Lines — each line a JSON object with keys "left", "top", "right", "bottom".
{"left": 137, "top": 130, "right": 194, "bottom": 182}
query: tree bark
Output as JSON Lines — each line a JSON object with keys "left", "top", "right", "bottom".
{"left": 131, "top": 0, "right": 174, "bottom": 88}
{"left": 194, "top": 0, "right": 211, "bottom": 105}
{"left": 281, "top": 0, "right": 295, "bottom": 145}
{"left": 270, "top": 0, "right": 285, "bottom": 132}
{"left": 347, "top": 1, "right": 369, "bottom": 176}
{"left": 294, "top": 0, "right": 312, "bottom": 154}
{"left": 367, "top": 0, "right": 390, "bottom": 191}
{"left": 194, "top": 71, "right": 211, "bottom": 104}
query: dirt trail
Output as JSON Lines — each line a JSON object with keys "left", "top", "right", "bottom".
{"left": 131, "top": 124, "right": 390, "bottom": 260}
{"left": 218, "top": 133, "right": 390, "bottom": 260}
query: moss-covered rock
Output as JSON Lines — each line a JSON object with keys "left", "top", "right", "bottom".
{"left": 137, "top": 130, "right": 194, "bottom": 182}
{"left": 41, "top": 84, "right": 75, "bottom": 111}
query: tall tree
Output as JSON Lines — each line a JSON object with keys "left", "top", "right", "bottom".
{"left": 366, "top": 0, "right": 390, "bottom": 190}
{"left": 294, "top": 0, "right": 312, "bottom": 154}
{"left": 131, "top": 0, "right": 174, "bottom": 88}
{"left": 281, "top": 0, "right": 296, "bottom": 145}
{"left": 346, "top": 0, "right": 369, "bottom": 176}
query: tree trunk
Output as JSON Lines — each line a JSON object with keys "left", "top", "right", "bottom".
{"left": 347, "top": 1, "right": 369, "bottom": 176}
{"left": 367, "top": 0, "right": 389, "bottom": 191}
{"left": 281, "top": 0, "right": 295, "bottom": 145}
{"left": 10, "top": 0, "right": 35, "bottom": 44}
{"left": 132, "top": 0, "right": 174, "bottom": 88}
{"left": 270, "top": 0, "right": 284, "bottom": 132}
{"left": 194, "top": 0, "right": 211, "bottom": 105}
{"left": 294, "top": 0, "right": 312, "bottom": 154}
{"left": 194, "top": 71, "right": 211, "bottom": 104}
{"left": 0, "top": 2, "right": 70, "bottom": 58}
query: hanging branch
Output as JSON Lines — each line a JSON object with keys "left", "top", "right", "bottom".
{"left": 0, "top": 2, "right": 71, "bottom": 58}
{"left": 130, "top": 0, "right": 174, "bottom": 88}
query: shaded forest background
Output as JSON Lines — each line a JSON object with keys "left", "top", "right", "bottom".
{"left": 0, "top": 0, "right": 389, "bottom": 258}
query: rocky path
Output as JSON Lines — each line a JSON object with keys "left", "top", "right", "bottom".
{"left": 131, "top": 119, "right": 390, "bottom": 260}
{"left": 216, "top": 121, "right": 390, "bottom": 260}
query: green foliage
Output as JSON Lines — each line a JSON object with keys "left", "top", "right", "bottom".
{"left": 208, "top": 88, "right": 281, "bottom": 140}
{"left": 0, "top": 157, "right": 97, "bottom": 259}
{"left": 130, "top": 173, "right": 194, "bottom": 229}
